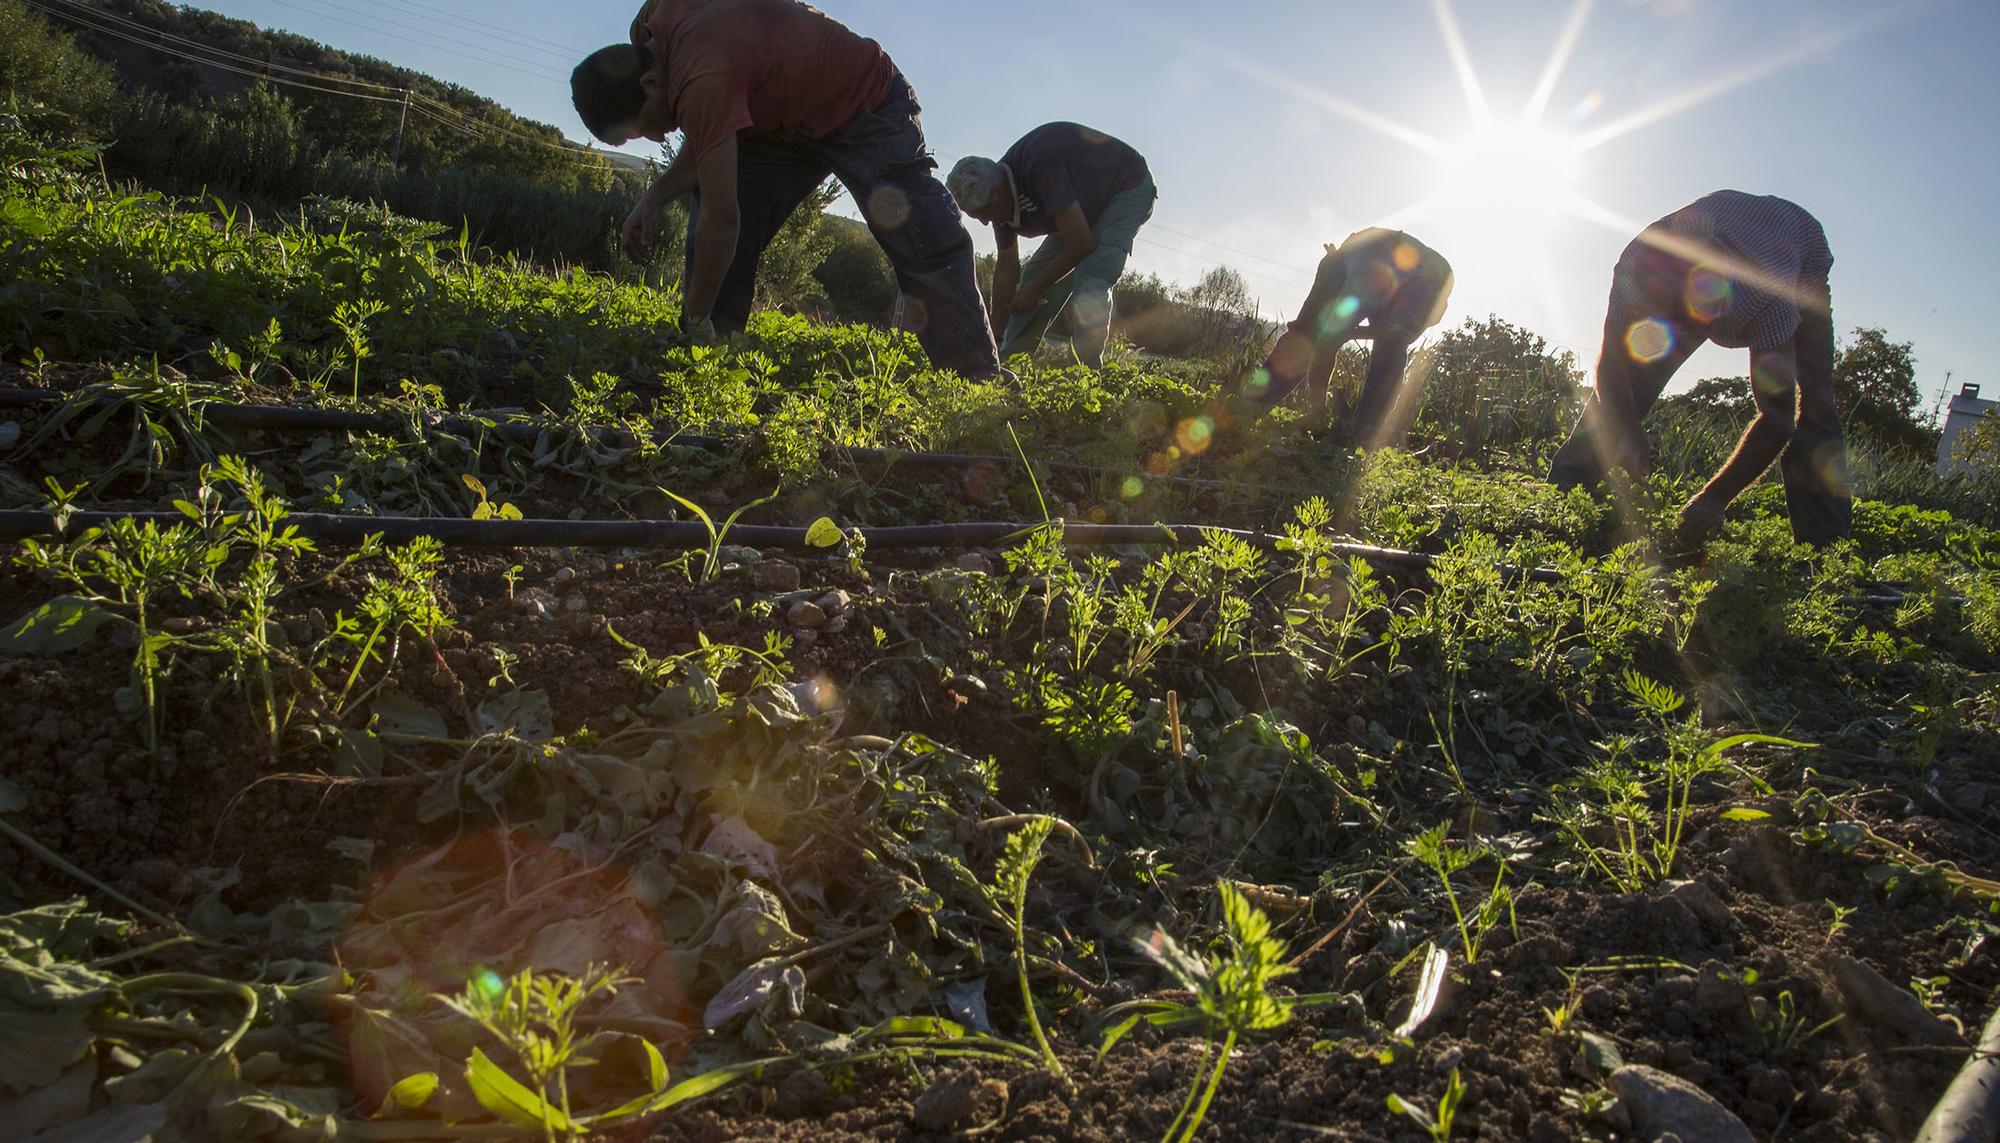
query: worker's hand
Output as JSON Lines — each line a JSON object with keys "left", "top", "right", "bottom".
{"left": 1675, "top": 493, "right": 1726, "bottom": 545}
{"left": 678, "top": 313, "right": 717, "bottom": 345}
{"left": 621, "top": 203, "right": 659, "bottom": 261}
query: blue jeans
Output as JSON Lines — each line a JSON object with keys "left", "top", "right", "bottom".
{"left": 683, "top": 74, "right": 1000, "bottom": 378}
{"left": 1000, "top": 172, "right": 1157, "bottom": 368}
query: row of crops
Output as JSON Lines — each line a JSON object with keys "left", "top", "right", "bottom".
{"left": 3, "top": 113, "right": 1997, "bottom": 1140}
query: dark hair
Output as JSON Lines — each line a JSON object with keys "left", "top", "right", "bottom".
{"left": 571, "top": 43, "right": 655, "bottom": 144}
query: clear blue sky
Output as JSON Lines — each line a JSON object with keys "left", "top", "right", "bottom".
{"left": 192, "top": 0, "right": 1998, "bottom": 406}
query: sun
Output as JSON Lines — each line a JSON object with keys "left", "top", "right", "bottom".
{"left": 1431, "top": 120, "right": 1582, "bottom": 237}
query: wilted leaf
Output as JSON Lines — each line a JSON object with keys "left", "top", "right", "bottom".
{"left": 371, "top": 693, "right": 448, "bottom": 741}
{"left": 0, "top": 597, "right": 120, "bottom": 657}
{"left": 1720, "top": 808, "right": 1772, "bottom": 823}
{"left": 1577, "top": 1031, "right": 1624, "bottom": 1074}
{"left": 476, "top": 688, "right": 553, "bottom": 740}
{"left": 28, "top": 1100, "right": 169, "bottom": 1142}
{"left": 704, "top": 960, "right": 806, "bottom": 1032}
{"left": 0, "top": 1004, "right": 93, "bottom": 1094}
{"left": 0, "top": 1055, "right": 95, "bottom": 1135}
{"left": 1394, "top": 943, "right": 1450, "bottom": 1040}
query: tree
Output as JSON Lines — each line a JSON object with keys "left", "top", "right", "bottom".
{"left": 1834, "top": 327, "right": 1931, "bottom": 456}
{"left": 752, "top": 179, "right": 842, "bottom": 312}
{"left": 0, "top": 0, "right": 119, "bottom": 125}
{"left": 1179, "top": 266, "right": 1258, "bottom": 358}
{"left": 1416, "top": 316, "right": 1582, "bottom": 450}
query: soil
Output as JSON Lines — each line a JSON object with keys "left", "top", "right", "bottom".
{"left": 4, "top": 535, "right": 1994, "bottom": 1142}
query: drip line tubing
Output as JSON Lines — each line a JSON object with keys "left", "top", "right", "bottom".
{"left": 0, "top": 509, "right": 1563, "bottom": 581}
{"left": 0, "top": 388, "right": 1245, "bottom": 492}
{"left": 0, "top": 509, "right": 1954, "bottom": 604}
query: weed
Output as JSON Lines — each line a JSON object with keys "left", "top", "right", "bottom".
{"left": 659, "top": 484, "right": 778, "bottom": 583}
{"left": 995, "top": 818, "right": 1067, "bottom": 1082}
{"left": 1406, "top": 824, "right": 1516, "bottom": 964}
{"left": 1387, "top": 1067, "right": 1465, "bottom": 1142}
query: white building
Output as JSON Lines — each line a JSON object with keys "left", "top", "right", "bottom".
{"left": 1937, "top": 383, "right": 1997, "bottom": 474}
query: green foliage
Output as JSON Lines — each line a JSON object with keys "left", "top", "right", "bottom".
{"left": 0, "top": 0, "right": 119, "bottom": 126}
{"left": 1388, "top": 1067, "right": 1465, "bottom": 1142}
{"left": 996, "top": 818, "right": 1066, "bottom": 1080}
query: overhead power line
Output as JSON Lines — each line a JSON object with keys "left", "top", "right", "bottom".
{"left": 26, "top": 0, "right": 617, "bottom": 166}
{"left": 1148, "top": 221, "right": 1316, "bottom": 280}
{"left": 348, "top": 0, "right": 596, "bottom": 60}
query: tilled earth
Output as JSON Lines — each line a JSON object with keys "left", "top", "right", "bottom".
{"left": 3, "top": 542, "right": 1997, "bottom": 1142}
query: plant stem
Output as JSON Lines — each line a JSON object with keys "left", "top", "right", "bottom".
{"left": 1174, "top": 1029, "right": 1236, "bottom": 1143}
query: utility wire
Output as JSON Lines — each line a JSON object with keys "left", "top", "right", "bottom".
{"left": 41, "top": 0, "right": 407, "bottom": 93}
{"left": 31, "top": 0, "right": 616, "bottom": 165}
{"left": 345, "top": 0, "right": 596, "bottom": 60}
{"left": 25, "top": 0, "right": 410, "bottom": 104}
{"left": 248, "top": 0, "right": 570, "bottom": 83}
{"left": 1148, "top": 221, "right": 1316, "bottom": 279}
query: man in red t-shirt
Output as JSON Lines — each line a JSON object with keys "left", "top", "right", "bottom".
{"left": 570, "top": 1, "right": 1002, "bottom": 379}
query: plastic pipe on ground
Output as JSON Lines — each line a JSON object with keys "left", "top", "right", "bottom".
{"left": 1914, "top": 1005, "right": 2000, "bottom": 1143}
{"left": 0, "top": 388, "right": 1243, "bottom": 491}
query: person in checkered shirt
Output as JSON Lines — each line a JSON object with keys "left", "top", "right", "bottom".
{"left": 1548, "top": 190, "right": 1850, "bottom": 546}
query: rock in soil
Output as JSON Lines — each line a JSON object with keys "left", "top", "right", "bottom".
{"left": 1662, "top": 879, "right": 1737, "bottom": 932}
{"left": 753, "top": 561, "right": 802, "bottom": 592}
{"left": 771, "top": 1068, "right": 830, "bottom": 1119}
{"left": 1607, "top": 1064, "right": 1754, "bottom": 1143}
{"left": 787, "top": 601, "right": 828, "bottom": 630}
{"left": 1826, "top": 954, "right": 1963, "bottom": 1046}
{"left": 955, "top": 552, "right": 995, "bottom": 574}
{"left": 911, "top": 1069, "right": 1007, "bottom": 1132}
{"left": 816, "top": 589, "right": 851, "bottom": 615}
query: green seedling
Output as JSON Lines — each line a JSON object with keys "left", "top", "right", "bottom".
{"left": 995, "top": 817, "right": 1067, "bottom": 1082}
{"left": 1387, "top": 1067, "right": 1465, "bottom": 1142}
{"left": 1406, "top": 823, "right": 1515, "bottom": 964}
{"left": 658, "top": 484, "right": 778, "bottom": 583}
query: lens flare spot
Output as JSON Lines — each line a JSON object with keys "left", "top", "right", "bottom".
{"left": 866, "top": 186, "right": 911, "bottom": 230}
{"left": 1393, "top": 241, "right": 1420, "bottom": 272}
{"left": 1174, "top": 417, "right": 1214, "bottom": 455}
{"left": 1333, "top": 295, "right": 1362, "bottom": 323}
{"left": 1625, "top": 318, "right": 1674, "bottom": 364}
{"left": 475, "top": 969, "right": 504, "bottom": 1001}
{"left": 1568, "top": 89, "right": 1606, "bottom": 123}
{"left": 1244, "top": 368, "right": 1272, "bottom": 399}
{"left": 1146, "top": 452, "right": 1174, "bottom": 477}
{"left": 1684, "top": 267, "right": 1732, "bottom": 323}
{"left": 1122, "top": 475, "right": 1145, "bottom": 498}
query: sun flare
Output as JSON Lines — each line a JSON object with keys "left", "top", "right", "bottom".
{"left": 1432, "top": 120, "right": 1582, "bottom": 237}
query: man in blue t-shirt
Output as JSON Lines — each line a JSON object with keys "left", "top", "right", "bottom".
{"left": 947, "top": 123, "right": 1155, "bottom": 368}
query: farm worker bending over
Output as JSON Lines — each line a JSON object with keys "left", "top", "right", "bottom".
{"left": 569, "top": 0, "right": 1003, "bottom": 380}
{"left": 946, "top": 123, "right": 1157, "bottom": 369}
{"left": 1547, "top": 190, "right": 1849, "bottom": 546}
{"left": 1240, "top": 229, "right": 1453, "bottom": 446}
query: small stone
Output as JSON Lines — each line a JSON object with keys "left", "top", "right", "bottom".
{"left": 550, "top": 567, "right": 578, "bottom": 586}
{"left": 283, "top": 618, "right": 313, "bottom": 646}
{"left": 787, "top": 601, "right": 827, "bottom": 629}
{"left": 0, "top": 422, "right": 20, "bottom": 449}
{"left": 263, "top": 620, "right": 289, "bottom": 649}
{"left": 955, "top": 552, "right": 995, "bottom": 574}
{"left": 816, "top": 589, "right": 851, "bottom": 615}
{"left": 754, "top": 561, "right": 803, "bottom": 592}
{"left": 771, "top": 1068, "right": 829, "bottom": 1118}
{"left": 911, "top": 1071, "right": 1008, "bottom": 1132}
{"left": 563, "top": 596, "right": 587, "bottom": 613}
{"left": 1663, "top": 880, "right": 1737, "bottom": 931}
{"left": 308, "top": 608, "right": 330, "bottom": 637}
{"left": 718, "top": 545, "right": 761, "bottom": 565}
{"left": 132, "top": 858, "right": 177, "bottom": 893}
{"left": 161, "top": 617, "right": 197, "bottom": 635}
{"left": 1606, "top": 1064, "right": 1755, "bottom": 1143}
{"left": 824, "top": 613, "right": 850, "bottom": 635}
{"left": 1826, "top": 954, "right": 1962, "bottom": 1046}
{"left": 793, "top": 629, "right": 819, "bottom": 649}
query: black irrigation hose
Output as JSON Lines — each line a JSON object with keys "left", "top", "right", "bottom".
{"left": 0, "top": 387, "right": 1247, "bottom": 492}
{"left": 1913, "top": 1004, "right": 2000, "bottom": 1143}
{"left": 1, "top": 510, "right": 1959, "bottom": 605}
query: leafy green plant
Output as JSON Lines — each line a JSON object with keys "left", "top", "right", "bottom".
{"left": 995, "top": 818, "right": 1066, "bottom": 1081}
{"left": 1546, "top": 672, "right": 1812, "bottom": 891}
{"left": 658, "top": 484, "right": 778, "bottom": 583}
{"left": 1388, "top": 1067, "right": 1465, "bottom": 1142}
{"left": 1106, "top": 882, "right": 1298, "bottom": 1143}
{"left": 1406, "top": 824, "right": 1515, "bottom": 964}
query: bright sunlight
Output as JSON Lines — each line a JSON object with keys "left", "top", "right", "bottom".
{"left": 1431, "top": 119, "right": 1582, "bottom": 237}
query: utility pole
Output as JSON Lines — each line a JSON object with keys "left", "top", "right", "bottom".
{"left": 391, "top": 89, "right": 411, "bottom": 166}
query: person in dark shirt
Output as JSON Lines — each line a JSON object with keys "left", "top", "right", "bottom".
{"left": 569, "top": 1, "right": 1002, "bottom": 379}
{"left": 1240, "top": 229, "right": 1453, "bottom": 445}
{"left": 1547, "top": 190, "right": 1848, "bottom": 546}
{"left": 946, "top": 123, "right": 1155, "bottom": 368}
